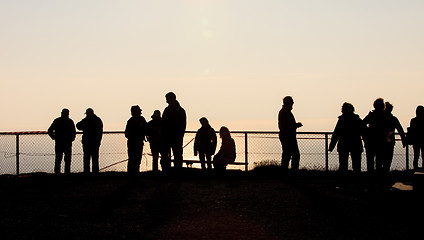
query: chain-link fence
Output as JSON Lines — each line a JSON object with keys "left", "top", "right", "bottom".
{"left": 0, "top": 131, "right": 414, "bottom": 175}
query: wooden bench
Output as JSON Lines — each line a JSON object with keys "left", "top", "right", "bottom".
{"left": 171, "top": 159, "right": 249, "bottom": 171}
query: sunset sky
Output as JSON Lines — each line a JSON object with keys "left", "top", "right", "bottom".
{"left": 1, "top": 0, "right": 423, "bottom": 132}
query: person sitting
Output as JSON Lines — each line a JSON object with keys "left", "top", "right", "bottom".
{"left": 213, "top": 126, "right": 236, "bottom": 172}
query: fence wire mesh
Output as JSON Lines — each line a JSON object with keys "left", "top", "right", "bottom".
{"left": 0, "top": 131, "right": 414, "bottom": 175}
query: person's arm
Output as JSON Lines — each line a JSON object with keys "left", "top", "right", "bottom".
{"left": 48, "top": 120, "right": 56, "bottom": 140}
{"left": 328, "top": 120, "right": 340, "bottom": 152}
{"left": 394, "top": 117, "right": 406, "bottom": 147}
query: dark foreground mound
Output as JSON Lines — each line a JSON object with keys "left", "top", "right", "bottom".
{"left": 1, "top": 169, "right": 423, "bottom": 240}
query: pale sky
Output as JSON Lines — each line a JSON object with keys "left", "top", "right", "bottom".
{"left": 1, "top": 0, "right": 423, "bottom": 132}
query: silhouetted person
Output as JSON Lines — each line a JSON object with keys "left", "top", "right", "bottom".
{"left": 384, "top": 102, "right": 406, "bottom": 172}
{"left": 48, "top": 108, "right": 76, "bottom": 174}
{"left": 125, "top": 105, "right": 147, "bottom": 175}
{"left": 278, "top": 96, "right": 302, "bottom": 171}
{"left": 213, "top": 126, "right": 236, "bottom": 172}
{"left": 146, "top": 110, "right": 162, "bottom": 172}
{"left": 76, "top": 108, "right": 103, "bottom": 174}
{"left": 161, "top": 92, "right": 186, "bottom": 172}
{"left": 329, "top": 103, "right": 366, "bottom": 173}
{"left": 409, "top": 105, "right": 424, "bottom": 170}
{"left": 194, "top": 117, "right": 217, "bottom": 171}
{"left": 363, "top": 98, "right": 390, "bottom": 172}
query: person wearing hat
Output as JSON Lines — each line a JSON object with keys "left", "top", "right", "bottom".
{"left": 146, "top": 110, "right": 162, "bottom": 172}
{"left": 76, "top": 108, "right": 103, "bottom": 173}
{"left": 125, "top": 105, "right": 147, "bottom": 175}
{"left": 48, "top": 108, "right": 77, "bottom": 174}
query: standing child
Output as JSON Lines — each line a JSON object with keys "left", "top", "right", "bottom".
{"left": 194, "top": 117, "right": 217, "bottom": 171}
{"left": 146, "top": 110, "right": 162, "bottom": 172}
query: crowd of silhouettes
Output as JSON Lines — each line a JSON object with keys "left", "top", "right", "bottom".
{"left": 47, "top": 93, "right": 424, "bottom": 175}
{"left": 327, "top": 97, "right": 423, "bottom": 174}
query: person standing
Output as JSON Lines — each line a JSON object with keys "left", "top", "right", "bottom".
{"left": 384, "top": 102, "right": 406, "bottom": 172}
{"left": 125, "top": 105, "right": 147, "bottom": 175}
{"left": 146, "top": 110, "right": 162, "bottom": 172}
{"left": 278, "top": 96, "right": 303, "bottom": 171}
{"left": 363, "top": 98, "right": 390, "bottom": 173}
{"left": 76, "top": 108, "right": 103, "bottom": 174}
{"left": 409, "top": 105, "right": 424, "bottom": 170}
{"left": 48, "top": 108, "right": 76, "bottom": 174}
{"left": 161, "top": 92, "right": 186, "bottom": 171}
{"left": 194, "top": 117, "right": 217, "bottom": 171}
{"left": 329, "top": 103, "right": 366, "bottom": 173}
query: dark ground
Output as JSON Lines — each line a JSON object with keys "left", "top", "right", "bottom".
{"left": 1, "top": 168, "right": 423, "bottom": 240}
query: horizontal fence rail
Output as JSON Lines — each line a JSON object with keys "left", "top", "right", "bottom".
{"left": 0, "top": 131, "right": 413, "bottom": 175}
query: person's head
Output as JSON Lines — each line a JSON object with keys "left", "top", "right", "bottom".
{"left": 131, "top": 105, "right": 142, "bottom": 117}
{"left": 385, "top": 102, "right": 393, "bottom": 113}
{"left": 165, "top": 92, "right": 177, "bottom": 105}
{"left": 373, "top": 98, "right": 385, "bottom": 111}
{"left": 199, "top": 117, "right": 209, "bottom": 127}
{"left": 283, "top": 96, "right": 294, "bottom": 109}
{"left": 219, "top": 126, "right": 231, "bottom": 139}
{"left": 85, "top": 108, "right": 94, "bottom": 117}
{"left": 341, "top": 102, "right": 354, "bottom": 114}
{"left": 61, "top": 108, "right": 70, "bottom": 118}
{"left": 416, "top": 105, "right": 424, "bottom": 118}
{"left": 151, "top": 110, "right": 161, "bottom": 120}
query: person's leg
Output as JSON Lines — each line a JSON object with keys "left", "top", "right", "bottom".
{"left": 83, "top": 144, "right": 91, "bottom": 173}
{"left": 290, "top": 139, "right": 300, "bottom": 170}
{"left": 172, "top": 138, "right": 184, "bottom": 169}
{"left": 384, "top": 144, "right": 395, "bottom": 172}
{"left": 151, "top": 148, "right": 159, "bottom": 172}
{"left": 199, "top": 151, "right": 206, "bottom": 170}
{"left": 280, "top": 136, "right": 290, "bottom": 170}
{"left": 63, "top": 143, "right": 72, "bottom": 174}
{"left": 92, "top": 145, "right": 100, "bottom": 173}
{"left": 351, "top": 151, "right": 362, "bottom": 173}
{"left": 206, "top": 153, "right": 212, "bottom": 170}
{"left": 160, "top": 141, "right": 171, "bottom": 172}
{"left": 54, "top": 144, "right": 64, "bottom": 174}
{"left": 338, "top": 151, "right": 349, "bottom": 172}
{"left": 365, "top": 146, "right": 376, "bottom": 172}
{"left": 127, "top": 141, "right": 138, "bottom": 174}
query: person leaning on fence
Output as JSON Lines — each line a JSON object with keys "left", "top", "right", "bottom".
{"left": 76, "top": 108, "right": 103, "bottom": 174}
{"left": 194, "top": 117, "right": 217, "bottom": 171}
{"left": 146, "top": 110, "right": 162, "bottom": 172}
{"left": 278, "top": 96, "right": 303, "bottom": 171}
{"left": 408, "top": 105, "right": 424, "bottom": 170}
{"left": 384, "top": 102, "right": 406, "bottom": 172}
{"left": 48, "top": 108, "right": 76, "bottom": 174}
{"left": 329, "top": 102, "right": 366, "bottom": 173}
{"left": 125, "top": 105, "right": 147, "bottom": 175}
{"left": 213, "top": 126, "right": 236, "bottom": 173}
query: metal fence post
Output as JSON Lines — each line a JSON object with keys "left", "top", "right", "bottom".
{"left": 16, "top": 134, "right": 20, "bottom": 176}
{"left": 324, "top": 133, "right": 329, "bottom": 171}
{"left": 406, "top": 145, "right": 409, "bottom": 170}
{"left": 245, "top": 132, "right": 248, "bottom": 171}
